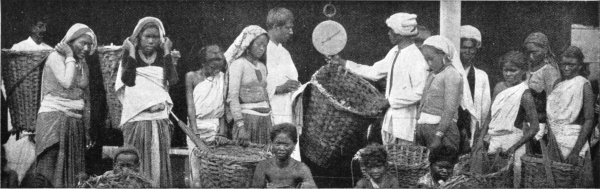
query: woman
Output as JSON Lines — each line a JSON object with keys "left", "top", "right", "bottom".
{"left": 416, "top": 35, "right": 463, "bottom": 158}
{"left": 115, "top": 17, "right": 178, "bottom": 187}
{"left": 185, "top": 44, "right": 228, "bottom": 186}
{"left": 478, "top": 51, "right": 539, "bottom": 188}
{"left": 32, "top": 23, "right": 96, "bottom": 187}
{"left": 545, "top": 46, "right": 594, "bottom": 187}
{"left": 251, "top": 123, "right": 316, "bottom": 188}
{"left": 522, "top": 32, "right": 561, "bottom": 147}
{"left": 225, "top": 25, "right": 272, "bottom": 145}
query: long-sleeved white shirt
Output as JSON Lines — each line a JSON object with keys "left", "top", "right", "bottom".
{"left": 266, "top": 40, "right": 299, "bottom": 123}
{"left": 345, "top": 44, "right": 429, "bottom": 141}
{"left": 10, "top": 37, "right": 52, "bottom": 51}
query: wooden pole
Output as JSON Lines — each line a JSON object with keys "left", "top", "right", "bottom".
{"left": 440, "top": 0, "right": 461, "bottom": 49}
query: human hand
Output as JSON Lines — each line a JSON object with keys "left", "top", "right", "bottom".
{"left": 233, "top": 120, "right": 250, "bottom": 146}
{"left": 171, "top": 49, "right": 181, "bottom": 67}
{"left": 147, "top": 103, "right": 166, "bottom": 112}
{"left": 329, "top": 55, "right": 346, "bottom": 67}
{"left": 215, "top": 135, "right": 230, "bottom": 146}
{"left": 162, "top": 37, "right": 173, "bottom": 54}
{"left": 499, "top": 148, "right": 514, "bottom": 158}
{"left": 429, "top": 135, "right": 442, "bottom": 151}
{"left": 122, "top": 37, "right": 136, "bottom": 58}
{"left": 55, "top": 42, "right": 74, "bottom": 57}
{"left": 565, "top": 153, "right": 580, "bottom": 165}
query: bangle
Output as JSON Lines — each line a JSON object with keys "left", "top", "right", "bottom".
{"left": 435, "top": 131, "right": 444, "bottom": 137}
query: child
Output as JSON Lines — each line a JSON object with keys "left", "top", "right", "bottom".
{"left": 78, "top": 146, "right": 151, "bottom": 188}
{"left": 415, "top": 35, "right": 463, "bottom": 156}
{"left": 355, "top": 144, "right": 399, "bottom": 188}
{"left": 251, "top": 123, "right": 316, "bottom": 188}
{"left": 417, "top": 150, "right": 456, "bottom": 188}
{"left": 110, "top": 146, "right": 141, "bottom": 174}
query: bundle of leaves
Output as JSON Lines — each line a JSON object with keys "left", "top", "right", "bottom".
{"left": 78, "top": 169, "right": 152, "bottom": 188}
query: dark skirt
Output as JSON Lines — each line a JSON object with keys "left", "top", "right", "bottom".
{"left": 232, "top": 113, "right": 272, "bottom": 145}
{"left": 32, "top": 111, "right": 85, "bottom": 188}
{"left": 121, "top": 119, "right": 173, "bottom": 187}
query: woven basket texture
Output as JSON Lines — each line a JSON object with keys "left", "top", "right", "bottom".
{"left": 385, "top": 144, "right": 430, "bottom": 188}
{"left": 193, "top": 142, "right": 271, "bottom": 188}
{"left": 1, "top": 49, "right": 53, "bottom": 131}
{"left": 441, "top": 153, "right": 513, "bottom": 188}
{"left": 300, "top": 63, "right": 388, "bottom": 168}
{"left": 97, "top": 47, "right": 123, "bottom": 128}
{"left": 521, "top": 154, "right": 585, "bottom": 188}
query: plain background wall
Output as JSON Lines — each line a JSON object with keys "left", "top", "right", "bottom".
{"left": 2, "top": 0, "right": 598, "bottom": 187}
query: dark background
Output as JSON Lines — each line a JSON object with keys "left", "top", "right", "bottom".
{"left": 2, "top": 0, "right": 598, "bottom": 187}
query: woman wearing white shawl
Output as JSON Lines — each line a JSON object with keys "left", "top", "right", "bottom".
{"left": 224, "top": 25, "right": 272, "bottom": 145}
{"left": 478, "top": 51, "right": 540, "bottom": 188}
{"left": 545, "top": 46, "right": 594, "bottom": 187}
{"left": 115, "top": 17, "right": 178, "bottom": 187}
{"left": 31, "top": 23, "right": 96, "bottom": 187}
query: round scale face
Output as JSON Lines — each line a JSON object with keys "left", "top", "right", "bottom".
{"left": 312, "top": 20, "right": 347, "bottom": 56}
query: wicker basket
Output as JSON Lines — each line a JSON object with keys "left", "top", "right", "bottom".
{"left": 193, "top": 142, "right": 272, "bottom": 188}
{"left": 441, "top": 153, "right": 513, "bottom": 188}
{"left": 384, "top": 144, "right": 430, "bottom": 188}
{"left": 300, "top": 63, "right": 388, "bottom": 168}
{"left": 97, "top": 46, "right": 123, "bottom": 128}
{"left": 1, "top": 49, "right": 53, "bottom": 132}
{"left": 521, "top": 154, "right": 588, "bottom": 188}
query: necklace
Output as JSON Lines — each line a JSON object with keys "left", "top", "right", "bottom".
{"left": 138, "top": 50, "right": 157, "bottom": 64}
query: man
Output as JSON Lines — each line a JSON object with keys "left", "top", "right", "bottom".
{"left": 457, "top": 25, "right": 491, "bottom": 154}
{"left": 265, "top": 7, "right": 302, "bottom": 161}
{"left": 11, "top": 15, "right": 52, "bottom": 51}
{"left": 333, "top": 13, "right": 429, "bottom": 145}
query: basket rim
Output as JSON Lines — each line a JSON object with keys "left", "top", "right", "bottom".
{"left": 309, "top": 64, "right": 387, "bottom": 116}
{"left": 97, "top": 46, "right": 123, "bottom": 53}
{"left": 384, "top": 144, "right": 430, "bottom": 168}
{"left": 458, "top": 153, "right": 515, "bottom": 178}
{"left": 192, "top": 143, "right": 272, "bottom": 162}
{"left": 2, "top": 49, "right": 54, "bottom": 55}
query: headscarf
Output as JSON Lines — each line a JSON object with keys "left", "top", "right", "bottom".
{"left": 523, "top": 32, "right": 559, "bottom": 69}
{"left": 61, "top": 23, "right": 97, "bottom": 55}
{"left": 422, "top": 35, "right": 472, "bottom": 112}
{"left": 224, "top": 25, "right": 267, "bottom": 65}
{"left": 385, "top": 13, "right": 418, "bottom": 36}
{"left": 128, "top": 17, "right": 166, "bottom": 46}
{"left": 460, "top": 25, "right": 482, "bottom": 48}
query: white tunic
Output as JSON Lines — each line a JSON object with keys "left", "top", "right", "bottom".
{"left": 346, "top": 44, "right": 429, "bottom": 142}
{"left": 10, "top": 37, "right": 52, "bottom": 51}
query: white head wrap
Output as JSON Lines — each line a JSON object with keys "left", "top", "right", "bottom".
{"left": 128, "top": 17, "right": 166, "bottom": 46}
{"left": 224, "top": 25, "right": 267, "bottom": 65}
{"left": 460, "top": 25, "right": 482, "bottom": 48}
{"left": 61, "top": 23, "right": 97, "bottom": 55}
{"left": 385, "top": 13, "right": 418, "bottom": 36}
{"left": 423, "top": 35, "right": 474, "bottom": 111}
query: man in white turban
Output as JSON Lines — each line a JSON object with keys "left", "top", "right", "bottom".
{"left": 457, "top": 25, "right": 491, "bottom": 154}
{"left": 333, "top": 13, "right": 429, "bottom": 145}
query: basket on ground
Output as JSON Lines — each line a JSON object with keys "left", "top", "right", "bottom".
{"left": 521, "top": 154, "right": 591, "bottom": 188}
{"left": 193, "top": 142, "right": 271, "bottom": 188}
{"left": 300, "top": 63, "right": 388, "bottom": 168}
{"left": 441, "top": 153, "right": 513, "bottom": 188}
{"left": 97, "top": 46, "right": 123, "bottom": 128}
{"left": 1, "top": 49, "right": 53, "bottom": 131}
{"left": 384, "top": 144, "right": 429, "bottom": 187}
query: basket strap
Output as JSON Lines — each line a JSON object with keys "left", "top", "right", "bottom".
{"left": 5, "top": 60, "right": 46, "bottom": 101}
{"left": 540, "top": 139, "right": 556, "bottom": 187}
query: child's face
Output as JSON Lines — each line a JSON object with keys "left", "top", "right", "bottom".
{"left": 272, "top": 133, "right": 295, "bottom": 161}
{"left": 502, "top": 62, "right": 525, "bottom": 86}
{"left": 431, "top": 161, "right": 453, "bottom": 181}
{"left": 114, "top": 153, "right": 140, "bottom": 173}
{"left": 366, "top": 166, "right": 386, "bottom": 180}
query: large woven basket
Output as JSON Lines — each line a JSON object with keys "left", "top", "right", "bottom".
{"left": 1, "top": 49, "right": 53, "bottom": 131}
{"left": 521, "top": 154, "right": 590, "bottom": 188}
{"left": 193, "top": 142, "right": 272, "bottom": 188}
{"left": 385, "top": 144, "right": 430, "bottom": 188}
{"left": 300, "top": 63, "right": 388, "bottom": 168}
{"left": 97, "top": 46, "right": 123, "bottom": 128}
{"left": 441, "top": 153, "right": 513, "bottom": 188}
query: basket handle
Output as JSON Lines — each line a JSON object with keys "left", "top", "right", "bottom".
{"left": 539, "top": 138, "right": 556, "bottom": 187}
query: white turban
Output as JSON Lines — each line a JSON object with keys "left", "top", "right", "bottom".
{"left": 423, "top": 35, "right": 474, "bottom": 111}
{"left": 386, "top": 13, "right": 418, "bottom": 36}
{"left": 460, "top": 25, "right": 482, "bottom": 48}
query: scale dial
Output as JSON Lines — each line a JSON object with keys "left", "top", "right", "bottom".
{"left": 312, "top": 20, "right": 347, "bottom": 56}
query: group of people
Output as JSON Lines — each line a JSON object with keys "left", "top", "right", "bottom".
{"left": 1, "top": 6, "right": 599, "bottom": 189}
{"left": 332, "top": 13, "right": 598, "bottom": 188}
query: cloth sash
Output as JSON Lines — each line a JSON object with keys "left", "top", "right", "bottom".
{"left": 547, "top": 76, "right": 590, "bottom": 158}
{"left": 38, "top": 94, "right": 84, "bottom": 118}
{"left": 488, "top": 82, "right": 528, "bottom": 135}
{"left": 116, "top": 66, "right": 172, "bottom": 126}
{"left": 193, "top": 72, "right": 224, "bottom": 119}
{"left": 240, "top": 101, "right": 271, "bottom": 116}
